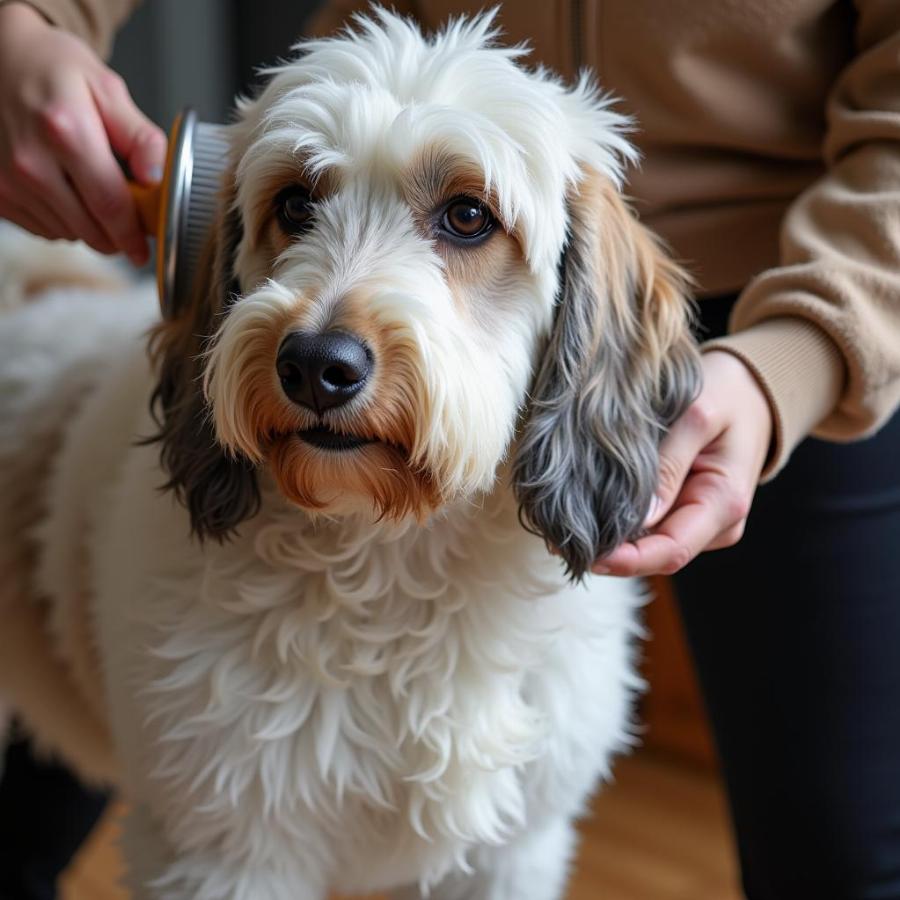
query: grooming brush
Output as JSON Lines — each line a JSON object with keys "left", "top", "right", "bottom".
{"left": 128, "top": 108, "right": 228, "bottom": 319}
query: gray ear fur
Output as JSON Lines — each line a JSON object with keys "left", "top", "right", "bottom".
{"left": 513, "top": 171, "right": 701, "bottom": 580}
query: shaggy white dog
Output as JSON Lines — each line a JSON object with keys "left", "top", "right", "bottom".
{"left": 0, "top": 9, "right": 699, "bottom": 899}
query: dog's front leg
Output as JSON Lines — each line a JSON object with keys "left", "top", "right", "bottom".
{"left": 392, "top": 816, "right": 577, "bottom": 900}
{"left": 120, "top": 803, "right": 327, "bottom": 900}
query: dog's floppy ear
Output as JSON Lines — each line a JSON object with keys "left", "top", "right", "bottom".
{"left": 147, "top": 175, "right": 260, "bottom": 539}
{"left": 513, "top": 169, "right": 701, "bottom": 580}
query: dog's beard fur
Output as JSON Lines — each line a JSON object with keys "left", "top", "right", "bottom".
{"left": 150, "top": 7, "right": 700, "bottom": 577}
{"left": 204, "top": 280, "right": 445, "bottom": 520}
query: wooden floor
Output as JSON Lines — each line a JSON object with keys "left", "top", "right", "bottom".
{"left": 61, "top": 749, "right": 741, "bottom": 900}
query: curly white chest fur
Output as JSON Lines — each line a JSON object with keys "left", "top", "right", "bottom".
{"left": 96, "top": 455, "right": 639, "bottom": 894}
{"left": 15, "top": 296, "right": 642, "bottom": 898}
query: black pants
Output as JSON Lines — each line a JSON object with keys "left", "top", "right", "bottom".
{"left": 672, "top": 295, "right": 900, "bottom": 899}
{"left": 0, "top": 727, "right": 108, "bottom": 900}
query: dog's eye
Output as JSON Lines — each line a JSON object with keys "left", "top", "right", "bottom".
{"left": 277, "top": 187, "right": 314, "bottom": 234}
{"left": 440, "top": 197, "right": 494, "bottom": 241}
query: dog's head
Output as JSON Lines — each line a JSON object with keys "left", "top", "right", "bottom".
{"left": 150, "top": 8, "right": 700, "bottom": 578}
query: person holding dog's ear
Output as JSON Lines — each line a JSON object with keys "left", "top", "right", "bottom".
{"left": 1, "top": 2, "right": 899, "bottom": 900}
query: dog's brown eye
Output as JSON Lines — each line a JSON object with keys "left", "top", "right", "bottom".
{"left": 277, "top": 187, "right": 314, "bottom": 234}
{"left": 441, "top": 197, "right": 494, "bottom": 241}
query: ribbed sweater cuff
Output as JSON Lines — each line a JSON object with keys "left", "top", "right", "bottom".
{"left": 703, "top": 317, "right": 845, "bottom": 481}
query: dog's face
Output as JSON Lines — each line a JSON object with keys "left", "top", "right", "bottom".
{"left": 151, "top": 8, "right": 700, "bottom": 579}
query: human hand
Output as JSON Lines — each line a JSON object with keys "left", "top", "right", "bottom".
{"left": 593, "top": 351, "right": 773, "bottom": 577}
{"left": 0, "top": 1, "right": 166, "bottom": 265}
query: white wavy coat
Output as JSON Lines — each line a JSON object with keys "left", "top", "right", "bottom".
{"left": 0, "top": 9, "right": 671, "bottom": 900}
{"left": 0, "top": 282, "right": 641, "bottom": 898}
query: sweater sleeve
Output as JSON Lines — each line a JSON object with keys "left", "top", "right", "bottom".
{"left": 0, "top": 0, "right": 140, "bottom": 57}
{"left": 704, "top": 0, "right": 900, "bottom": 479}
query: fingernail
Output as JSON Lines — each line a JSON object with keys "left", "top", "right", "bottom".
{"left": 644, "top": 495, "right": 662, "bottom": 527}
{"left": 147, "top": 165, "right": 163, "bottom": 184}
{"left": 592, "top": 564, "right": 610, "bottom": 575}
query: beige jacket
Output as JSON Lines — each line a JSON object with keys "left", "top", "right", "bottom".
{"left": 8, "top": 0, "right": 900, "bottom": 477}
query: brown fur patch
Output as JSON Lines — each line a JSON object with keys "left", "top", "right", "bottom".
{"left": 403, "top": 147, "right": 525, "bottom": 318}
{"left": 269, "top": 438, "right": 440, "bottom": 522}
{"left": 404, "top": 148, "right": 506, "bottom": 230}
{"left": 246, "top": 165, "right": 337, "bottom": 265}
{"left": 441, "top": 227, "right": 524, "bottom": 322}
{"left": 577, "top": 172, "right": 692, "bottom": 380}
{"left": 329, "top": 297, "right": 427, "bottom": 456}
{"left": 228, "top": 302, "right": 303, "bottom": 458}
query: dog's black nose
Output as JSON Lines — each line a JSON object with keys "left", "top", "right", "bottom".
{"left": 276, "top": 331, "right": 371, "bottom": 412}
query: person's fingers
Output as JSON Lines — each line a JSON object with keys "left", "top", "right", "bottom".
{"left": 593, "top": 510, "right": 714, "bottom": 577}
{"left": 591, "top": 353, "right": 771, "bottom": 578}
{"left": 89, "top": 70, "right": 166, "bottom": 185}
{"left": 124, "top": 120, "right": 167, "bottom": 186}
{"left": 0, "top": 196, "right": 62, "bottom": 239}
{"left": 0, "top": 154, "right": 76, "bottom": 240}
{"left": 6, "top": 139, "right": 114, "bottom": 251}
{"left": 0, "top": 195, "right": 55, "bottom": 239}
{"left": 595, "top": 468, "right": 749, "bottom": 577}
{"left": 0, "top": 6, "right": 160, "bottom": 250}
{"left": 706, "top": 519, "right": 747, "bottom": 551}
{"left": 44, "top": 98, "right": 148, "bottom": 264}
{"left": 644, "top": 400, "right": 722, "bottom": 528}
{"left": 40, "top": 165, "right": 115, "bottom": 253}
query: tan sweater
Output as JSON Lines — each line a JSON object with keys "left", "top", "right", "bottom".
{"left": 8, "top": 0, "right": 900, "bottom": 478}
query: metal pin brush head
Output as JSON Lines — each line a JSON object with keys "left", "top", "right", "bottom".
{"left": 157, "top": 109, "right": 229, "bottom": 319}
{"left": 129, "top": 108, "right": 229, "bottom": 319}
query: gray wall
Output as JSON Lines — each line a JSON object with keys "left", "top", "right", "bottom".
{"left": 110, "top": 1, "right": 324, "bottom": 130}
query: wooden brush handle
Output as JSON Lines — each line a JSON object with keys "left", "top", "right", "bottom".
{"left": 128, "top": 181, "right": 162, "bottom": 237}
